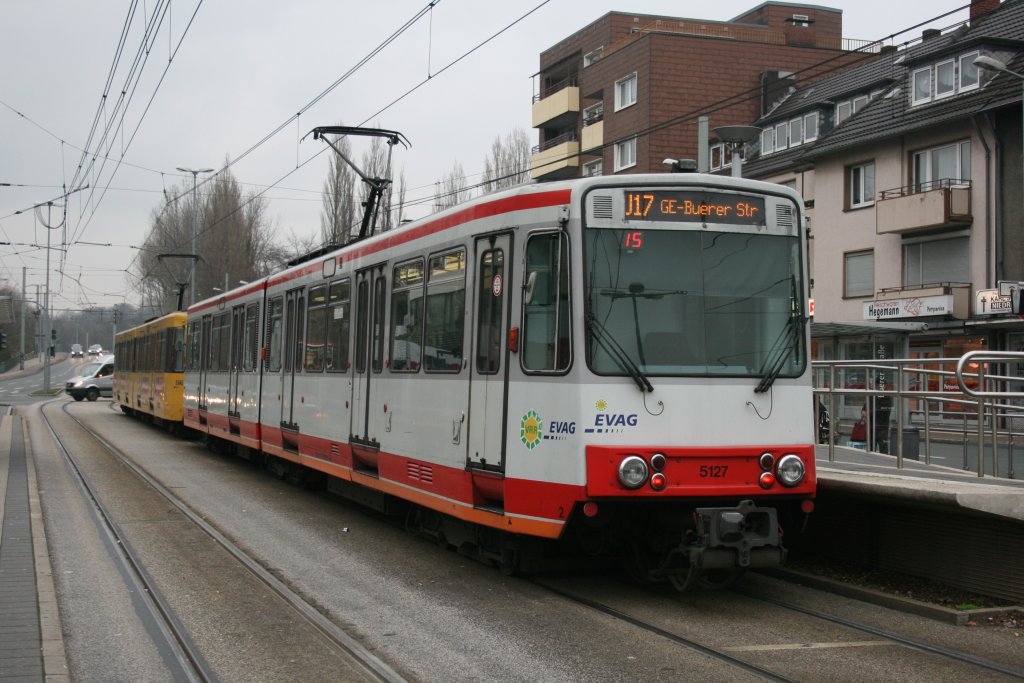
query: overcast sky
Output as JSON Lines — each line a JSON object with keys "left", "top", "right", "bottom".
{"left": 0, "top": 0, "right": 970, "bottom": 312}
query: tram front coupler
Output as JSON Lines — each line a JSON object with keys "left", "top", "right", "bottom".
{"left": 689, "top": 499, "right": 785, "bottom": 570}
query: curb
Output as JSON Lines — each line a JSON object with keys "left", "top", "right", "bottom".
{"left": 765, "top": 568, "right": 1023, "bottom": 626}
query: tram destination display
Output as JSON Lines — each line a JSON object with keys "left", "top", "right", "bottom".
{"left": 624, "top": 190, "right": 766, "bottom": 225}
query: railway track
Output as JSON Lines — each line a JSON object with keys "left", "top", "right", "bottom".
{"left": 529, "top": 576, "right": 1024, "bottom": 682}
{"left": 42, "top": 400, "right": 409, "bottom": 683}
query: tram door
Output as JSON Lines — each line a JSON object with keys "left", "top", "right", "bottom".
{"left": 467, "top": 233, "right": 512, "bottom": 471}
{"left": 280, "top": 288, "right": 304, "bottom": 434}
{"left": 351, "top": 265, "right": 387, "bottom": 446}
{"left": 198, "top": 315, "right": 212, "bottom": 412}
{"left": 228, "top": 304, "right": 244, "bottom": 418}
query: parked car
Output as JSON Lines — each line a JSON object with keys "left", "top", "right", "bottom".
{"left": 65, "top": 355, "right": 114, "bottom": 401}
{"left": 70, "top": 344, "right": 83, "bottom": 358}
{"left": 87, "top": 344, "right": 103, "bottom": 356}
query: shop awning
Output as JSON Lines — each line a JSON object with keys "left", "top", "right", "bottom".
{"left": 810, "top": 320, "right": 928, "bottom": 338}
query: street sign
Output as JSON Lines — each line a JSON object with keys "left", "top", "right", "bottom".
{"left": 975, "top": 289, "right": 1013, "bottom": 316}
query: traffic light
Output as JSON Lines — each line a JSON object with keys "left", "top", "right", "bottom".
{"left": 0, "top": 332, "right": 7, "bottom": 351}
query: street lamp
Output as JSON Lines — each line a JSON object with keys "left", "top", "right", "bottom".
{"left": 176, "top": 166, "right": 214, "bottom": 306}
{"left": 975, "top": 56, "right": 1023, "bottom": 283}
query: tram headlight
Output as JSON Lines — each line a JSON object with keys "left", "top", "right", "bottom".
{"left": 776, "top": 454, "right": 805, "bottom": 487}
{"left": 618, "top": 455, "right": 649, "bottom": 490}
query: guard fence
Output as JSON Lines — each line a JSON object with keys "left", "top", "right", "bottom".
{"left": 813, "top": 350, "right": 1024, "bottom": 479}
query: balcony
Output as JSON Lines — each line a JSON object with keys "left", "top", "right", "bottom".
{"left": 532, "top": 78, "right": 579, "bottom": 129}
{"left": 876, "top": 179, "right": 972, "bottom": 235}
{"left": 581, "top": 106, "right": 603, "bottom": 152}
{"left": 531, "top": 131, "right": 579, "bottom": 180}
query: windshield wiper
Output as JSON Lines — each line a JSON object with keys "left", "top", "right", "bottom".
{"left": 754, "top": 311, "right": 805, "bottom": 394}
{"left": 585, "top": 312, "right": 654, "bottom": 393}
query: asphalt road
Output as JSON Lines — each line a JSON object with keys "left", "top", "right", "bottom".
{"left": 0, "top": 355, "right": 88, "bottom": 406}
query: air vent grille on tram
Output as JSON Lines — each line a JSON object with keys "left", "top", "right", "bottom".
{"left": 592, "top": 195, "right": 614, "bottom": 220}
{"left": 775, "top": 204, "right": 795, "bottom": 229}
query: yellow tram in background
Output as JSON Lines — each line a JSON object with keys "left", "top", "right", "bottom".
{"left": 114, "top": 311, "right": 187, "bottom": 426}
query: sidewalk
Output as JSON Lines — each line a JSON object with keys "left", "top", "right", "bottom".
{"left": 0, "top": 408, "right": 69, "bottom": 681}
{"left": 0, "top": 353, "right": 68, "bottom": 381}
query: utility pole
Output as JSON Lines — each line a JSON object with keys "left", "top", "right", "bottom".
{"left": 19, "top": 267, "right": 25, "bottom": 370}
{"left": 18, "top": 184, "right": 89, "bottom": 393}
{"left": 176, "top": 167, "right": 214, "bottom": 306}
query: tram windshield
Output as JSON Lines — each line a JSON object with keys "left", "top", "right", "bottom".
{"left": 584, "top": 226, "right": 805, "bottom": 379}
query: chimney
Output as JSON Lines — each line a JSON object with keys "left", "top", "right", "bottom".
{"left": 922, "top": 28, "right": 941, "bottom": 41}
{"left": 971, "top": 0, "right": 1000, "bottom": 24}
{"left": 880, "top": 45, "right": 896, "bottom": 55}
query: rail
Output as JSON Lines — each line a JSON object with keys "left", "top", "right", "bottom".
{"left": 813, "top": 353, "right": 1024, "bottom": 479}
{"left": 877, "top": 177, "right": 971, "bottom": 201}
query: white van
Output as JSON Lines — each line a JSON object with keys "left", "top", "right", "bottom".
{"left": 66, "top": 355, "right": 114, "bottom": 401}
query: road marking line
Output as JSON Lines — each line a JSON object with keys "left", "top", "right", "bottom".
{"left": 722, "top": 641, "right": 895, "bottom": 652}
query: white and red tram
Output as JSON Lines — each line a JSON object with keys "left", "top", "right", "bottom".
{"left": 183, "top": 173, "right": 816, "bottom": 586}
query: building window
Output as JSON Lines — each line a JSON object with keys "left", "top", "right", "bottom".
{"left": 760, "top": 129, "right": 775, "bottom": 156}
{"left": 911, "top": 52, "right": 982, "bottom": 106}
{"left": 614, "top": 136, "right": 637, "bottom": 171}
{"left": 852, "top": 94, "right": 869, "bottom": 111}
{"left": 935, "top": 59, "right": 956, "bottom": 99}
{"left": 710, "top": 142, "right": 735, "bottom": 170}
{"left": 848, "top": 162, "right": 875, "bottom": 209}
{"left": 845, "top": 250, "right": 874, "bottom": 298}
{"left": 903, "top": 234, "right": 969, "bottom": 288}
{"left": 789, "top": 117, "right": 804, "bottom": 147}
{"left": 614, "top": 73, "right": 637, "bottom": 111}
{"left": 583, "top": 47, "right": 604, "bottom": 67}
{"left": 912, "top": 67, "right": 931, "bottom": 105}
{"left": 960, "top": 52, "right": 980, "bottom": 90}
{"left": 912, "top": 140, "right": 970, "bottom": 188}
{"left": 803, "top": 111, "right": 819, "bottom": 141}
{"left": 775, "top": 122, "right": 789, "bottom": 150}
{"left": 836, "top": 100, "right": 853, "bottom": 125}
{"left": 583, "top": 159, "right": 603, "bottom": 177}
{"left": 583, "top": 102, "right": 604, "bottom": 125}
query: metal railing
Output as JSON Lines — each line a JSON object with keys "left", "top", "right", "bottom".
{"left": 877, "top": 177, "right": 971, "bottom": 201}
{"left": 813, "top": 353, "right": 1024, "bottom": 479}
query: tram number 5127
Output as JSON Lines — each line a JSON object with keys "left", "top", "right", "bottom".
{"left": 699, "top": 465, "right": 729, "bottom": 478}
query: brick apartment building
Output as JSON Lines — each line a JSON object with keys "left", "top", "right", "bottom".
{"left": 530, "top": 2, "right": 867, "bottom": 181}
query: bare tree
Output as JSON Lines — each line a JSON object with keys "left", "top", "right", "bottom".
{"left": 434, "top": 161, "right": 470, "bottom": 211}
{"left": 319, "top": 132, "right": 357, "bottom": 247}
{"left": 132, "top": 165, "right": 282, "bottom": 310}
{"left": 481, "top": 126, "right": 531, "bottom": 193}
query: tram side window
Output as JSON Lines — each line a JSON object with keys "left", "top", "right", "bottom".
{"left": 326, "top": 279, "right": 350, "bottom": 373}
{"left": 424, "top": 249, "right": 466, "bottom": 373}
{"left": 243, "top": 303, "right": 259, "bottom": 372}
{"left": 187, "top": 321, "right": 200, "bottom": 372}
{"left": 523, "top": 232, "right": 571, "bottom": 372}
{"left": 390, "top": 259, "right": 424, "bottom": 372}
{"left": 172, "top": 327, "right": 185, "bottom": 373}
{"left": 212, "top": 312, "right": 231, "bottom": 372}
{"left": 476, "top": 248, "right": 504, "bottom": 374}
{"left": 305, "top": 286, "right": 327, "bottom": 373}
{"left": 266, "top": 297, "right": 284, "bottom": 373}
{"left": 372, "top": 277, "right": 386, "bottom": 374}
{"left": 355, "top": 280, "right": 369, "bottom": 374}
{"left": 158, "top": 330, "right": 168, "bottom": 373}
